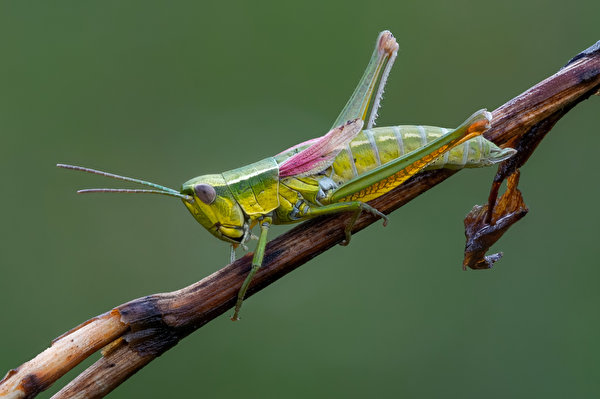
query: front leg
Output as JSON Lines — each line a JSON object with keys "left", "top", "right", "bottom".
{"left": 231, "top": 216, "right": 272, "bottom": 321}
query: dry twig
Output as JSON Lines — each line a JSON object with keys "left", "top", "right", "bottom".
{"left": 1, "top": 40, "right": 598, "bottom": 399}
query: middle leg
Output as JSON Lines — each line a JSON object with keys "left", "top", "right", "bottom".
{"left": 304, "top": 201, "right": 388, "bottom": 246}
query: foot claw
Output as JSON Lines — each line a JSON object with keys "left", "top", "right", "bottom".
{"left": 364, "top": 205, "right": 388, "bottom": 226}
{"left": 378, "top": 213, "right": 389, "bottom": 227}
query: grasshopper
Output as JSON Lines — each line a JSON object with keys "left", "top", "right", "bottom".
{"left": 58, "top": 31, "right": 516, "bottom": 320}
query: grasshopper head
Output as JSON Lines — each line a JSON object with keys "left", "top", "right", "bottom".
{"left": 56, "top": 164, "right": 248, "bottom": 245}
{"left": 181, "top": 174, "right": 248, "bottom": 244}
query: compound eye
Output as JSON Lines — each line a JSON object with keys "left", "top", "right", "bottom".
{"left": 194, "top": 183, "right": 216, "bottom": 204}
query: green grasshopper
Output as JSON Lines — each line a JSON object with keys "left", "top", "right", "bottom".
{"left": 58, "top": 31, "right": 515, "bottom": 320}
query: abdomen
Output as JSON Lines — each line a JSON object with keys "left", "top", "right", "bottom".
{"left": 329, "top": 125, "right": 515, "bottom": 185}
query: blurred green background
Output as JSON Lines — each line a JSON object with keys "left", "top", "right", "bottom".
{"left": 1, "top": 1, "right": 598, "bottom": 398}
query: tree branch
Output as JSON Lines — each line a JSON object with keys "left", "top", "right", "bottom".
{"left": 1, "top": 40, "right": 599, "bottom": 399}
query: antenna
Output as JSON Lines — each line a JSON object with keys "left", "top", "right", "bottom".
{"left": 56, "top": 164, "right": 193, "bottom": 202}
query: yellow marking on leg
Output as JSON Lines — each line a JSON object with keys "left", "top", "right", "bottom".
{"left": 339, "top": 139, "right": 464, "bottom": 202}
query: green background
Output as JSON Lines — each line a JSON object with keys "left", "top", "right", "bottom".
{"left": 1, "top": 1, "right": 598, "bottom": 398}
